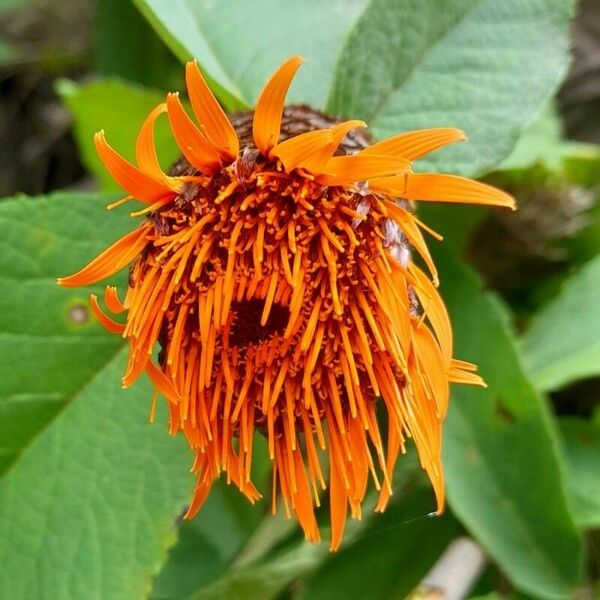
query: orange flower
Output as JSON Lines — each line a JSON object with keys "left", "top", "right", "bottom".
{"left": 58, "top": 56, "right": 515, "bottom": 550}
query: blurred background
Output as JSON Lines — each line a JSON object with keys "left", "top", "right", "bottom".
{"left": 0, "top": 1, "right": 599, "bottom": 599}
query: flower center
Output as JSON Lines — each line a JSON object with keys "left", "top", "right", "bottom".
{"left": 229, "top": 298, "right": 290, "bottom": 348}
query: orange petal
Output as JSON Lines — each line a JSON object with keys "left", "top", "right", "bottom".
{"left": 184, "top": 477, "right": 214, "bottom": 519}
{"left": 449, "top": 359, "right": 486, "bottom": 387}
{"left": 270, "top": 128, "right": 334, "bottom": 172}
{"left": 166, "top": 92, "right": 222, "bottom": 174}
{"left": 89, "top": 294, "right": 125, "bottom": 334}
{"left": 384, "top": 200, "right": 439, "bottom": 285}
{"left": 185, "top": 60, "right": 239, "bottom": 159}
{"left": 412, "top": 323, "right": 449, "bottom": 419}
{"left": 329, "top": 455, "right": 348, "bottom": 551}
{"left": 372, "top": 173, "right": 516, "bottom": 209}
{"left": 57, "top": 225, "right": 149, "bottom": 288}
{"left": 94, "top": 131, "right": 175, "bottom": 204}
{"left": 319, "top": 154, "right": 411, "bottom": 186}
{"left": 329, "top": 120, "right": 367, "bottom": 150}
{"left": 253, "top": 55, "right": 304, "bottom": 154}
{"left": 145, "top": 360, "right": 181, "bottom": 404}
{"left": 135, "top": 104, "right": 180, "bottom": 191}
{"left": 362, "top": 128, "right": 466, "bottom": 160}
{"left": 271, "top": 120, "right": 366, "bottom": 174}
{"left": 104, "top": 286, "right": 126, "bottom": 313}
{"left": 408, "top": 263, "right": 453, "bottom": 365}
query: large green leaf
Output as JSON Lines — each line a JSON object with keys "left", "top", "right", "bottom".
{"left": 0, "top": 192, "right": 195, "bottom": 598}
{"left": 190, "top": 542, "right": 327, "bottom": 600}
{"left": 132, "top": 0, "right": 367, "bottom": 110}
{"left": 0, "top": 192, "right": 132, "bottom": 474}
{"left": 297, "top": 485, "right": 458, "bottom": 600}
{"left": 436, "top": 253, "right": 583, "bottom": 599}
{"left": 0, "top": 350, "right": 194, "bottom": 600}
{"left": 151, "top": 436, "right": 272, "bottom": 599}
{"left": 96, "top": 0, "right": 182, "bottom": 91}
{"left": 58, "top": 79, "right": 181, "bottom": 191}
{"left": 497, "top": 103, "right": 600, "bottom": 172}
{"left": 558, "top": 414, "right": 600, "bottom": 529}
{"left": 521, "top": 255, "right": 600, "bottom": 392}
{"left": 328, "top": 0, "right": 573, "bottom": 176}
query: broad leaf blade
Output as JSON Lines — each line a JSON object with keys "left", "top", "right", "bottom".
{"left": 0, "top": 192, "right": 132, "bottom": 474}
{"left": 297, "top": 486, "right": 458, "bottom": 600}
{"left": 0, "top": 192, "right": 194, "bottom": 599}
{"left": 328, "top": 0, "right": 573, "bottom": 176}
{"left": 521, "top": 255, "right": 600, "bottom": 392}
{"left": 437, "top": 253, "right": 583, "bottom": 599}
{"left": 558, "top": 415, "right": 600, "bottom": 528}
{"left": 151, "top": 436, "right": 272, "bottom": 599}
{"left": 132, "top": 0, "right": 367, "bottom": 110}
{"left": 190, "top": 542, "right": 326, "bottom": 600}
{"left": 96, "top": 0, "right": 182, "bottom": 91}
{"left": 0, "top": 351, "right": 193, "bottom": 600}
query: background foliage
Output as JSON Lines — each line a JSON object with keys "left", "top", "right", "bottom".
{"left": 0, "top": 0, "right": 599, "bottom": 599}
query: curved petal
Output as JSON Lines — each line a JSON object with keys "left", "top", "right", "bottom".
{"left": 372, "top": 173, "right": 516, "bottom": 209}
{"left": 89, "top": 294, "right": 125, "bottom": 334}
{"left": 94, "top": 131, "right": 175, "bottom": 203}
{"left": 145, "top": 360, "right": 182, "bottom": 404}
{"left": 329, "top": 119, "right": 367, "bottom": 150}
{"left": 135, "top": 103, "right": 181, "bottom": 191}
{"left": 57, "top": 225, "right": 149, "bottom": 287}
{"left": 270, "top": 128, "right": 334, "bottom": 172}
{"left": 253, "top": 55, "right": 304, "bottom": 154}
{"left": 408, "top": 263, "right": 453, "bottom": 365}
{"left": 185, "top": 60, "right": 239, "bottom": 159}
{"left": 166, "top": 92, "right": 222, "bottom": 174}
{"left": 270, "top": 120, "right": 366, "bottom": 174}
{"left": 104, "top": 286, "right": 126, "bottom": 313}
{"left": 319, "top": 154, "right": 411, "bottom": 186}
{"left": 362, "top": 128, "right": 466, "bottom": 160}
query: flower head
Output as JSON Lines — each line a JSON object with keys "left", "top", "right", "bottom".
{"left": 58, "top": 56, "right": 515, "bottom": 549}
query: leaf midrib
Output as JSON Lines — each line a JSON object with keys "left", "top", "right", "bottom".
{"left": 0, "top": 342, "right": 126, "bottom": 480}
{"left": 332, "top": 0, "right": 480, "bottom": 126}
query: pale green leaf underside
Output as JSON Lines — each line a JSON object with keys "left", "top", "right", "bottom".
{"left": 132, "top": 0, "right": 367, "bottom": 110}
{"left": 521, "top": 255, "right": 600, "bottom": 392}
{"left": 328, "top": 0, "right": 573, "bottom": 176}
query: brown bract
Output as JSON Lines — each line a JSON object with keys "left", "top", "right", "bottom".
{"left": 58, "top": 56, "right": 515, "bottom": 550}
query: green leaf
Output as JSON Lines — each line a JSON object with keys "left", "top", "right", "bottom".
{"left": 151, "top": 483, "right": 266, "bottom": 599}
{"left": 151, "top": 436, "right": 272, "bottom": 599}
{"left": 132, "top": 0, "right": 367, "bottom": 110}
{"left": 521, "top": 255, "right": 600, "bottom": 392}
{"left": 496, "top": 102, "right": 600, "bottom": 173}
{"left": 0, "top": 192, "right": 194, "bottom": 598}
{"left": 189, "top": 542, "right": 327, "bottom": 600}
{"left": 297, "top": 485, "right": 458, "bottom": 600}
{"left": 436, "top": 253, "right": 583, "bottom": 599}
{"left": 558, "top": 415, "right": 600, "bottom": 528}
{"left": 0, "top": 350, "right": 194, "bottom": 600}
{"left": 96, "top": 0, "right": 182, "bottom": 91}
{"left": 0, "top": 192, "right": 132, "bottom": 474}
{"left": 57, "top": 79, "right": 181, "bottom": 191}
{"left": 328, "top": 0, "right": 573, "bottom": 176}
